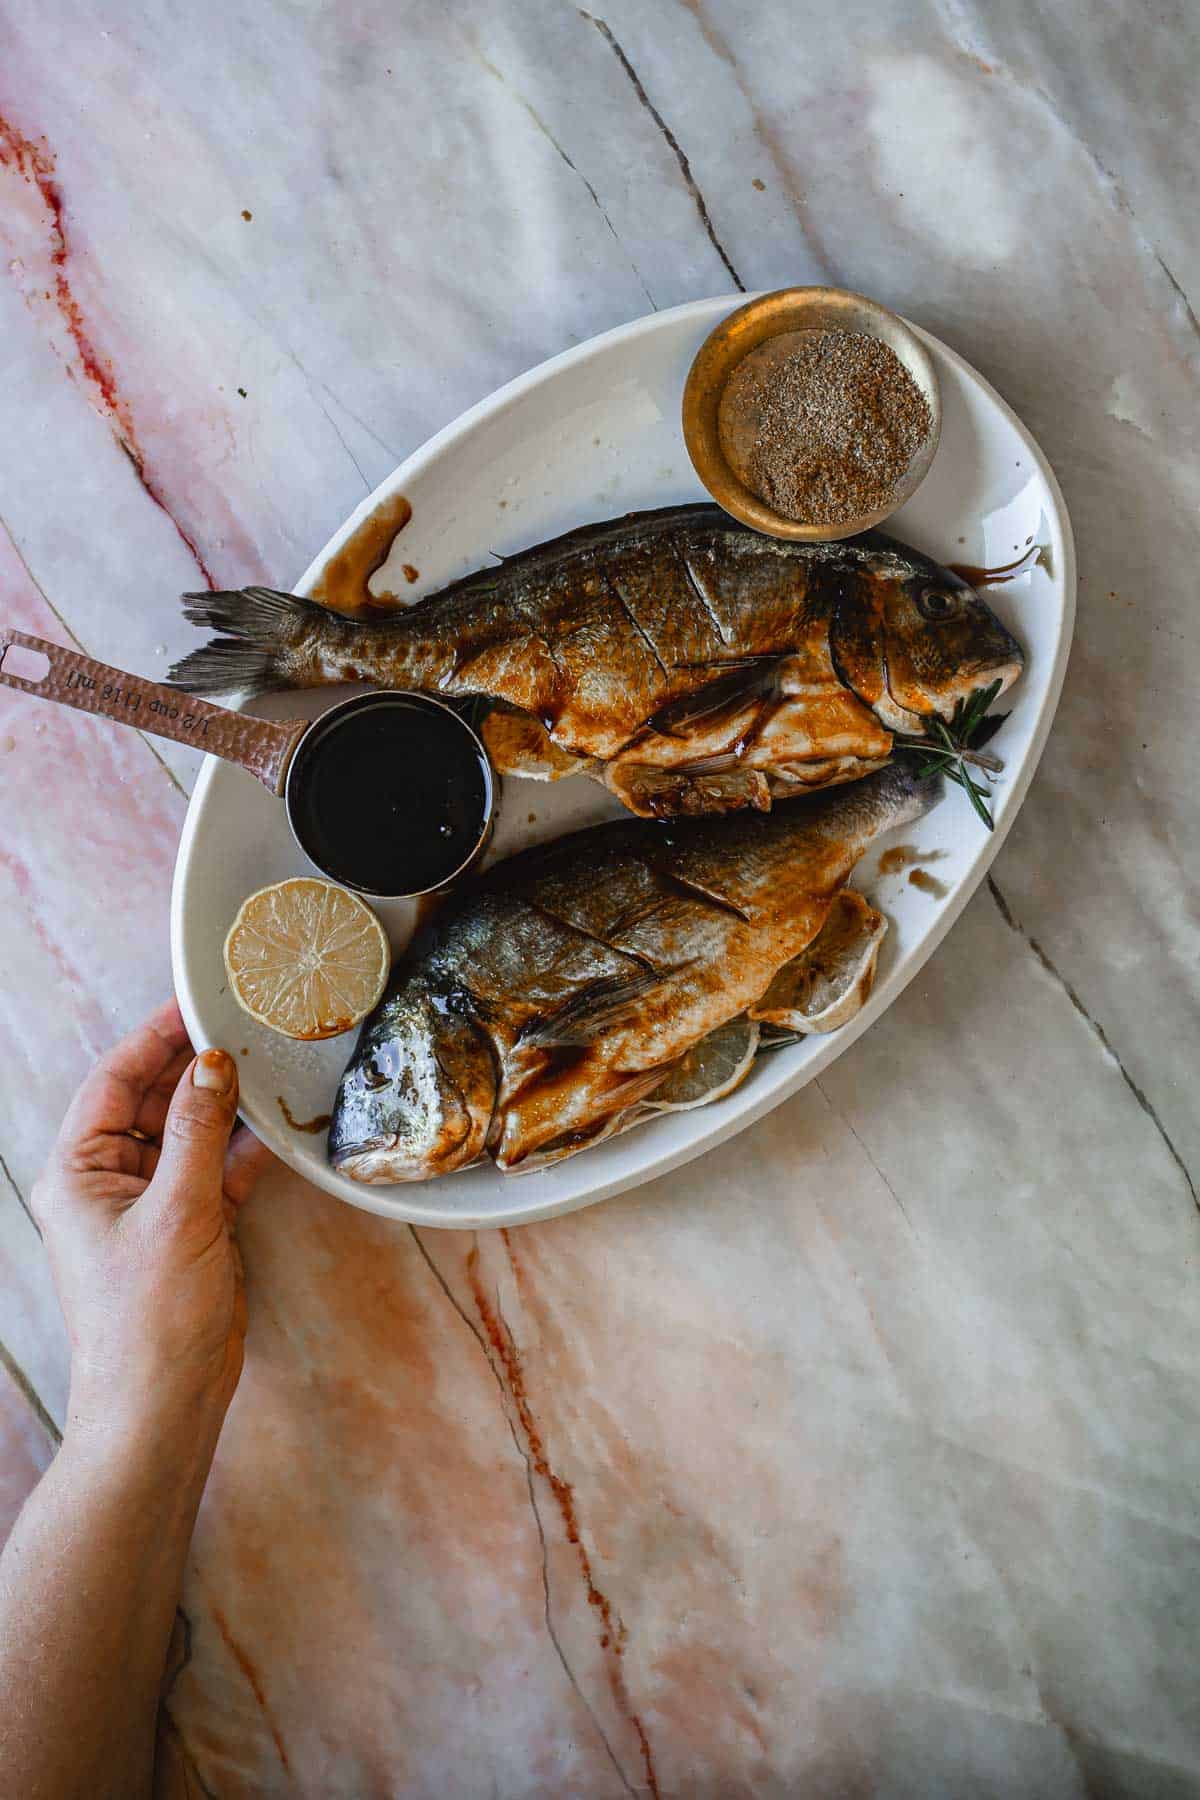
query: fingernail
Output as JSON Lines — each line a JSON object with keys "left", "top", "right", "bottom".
{"left": 193, "top": 1049, "right": 235, "bottom": 1095}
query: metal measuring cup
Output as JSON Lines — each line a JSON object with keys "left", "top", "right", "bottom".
{"left": 0, "top": 627, "right": 495, "bottom": 897}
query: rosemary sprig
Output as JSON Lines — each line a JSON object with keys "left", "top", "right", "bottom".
{"left": 896, "top": 679, "right": 1009, "bottom": 832}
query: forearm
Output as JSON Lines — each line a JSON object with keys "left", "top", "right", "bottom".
{"left": 4, "top": 1014, "right": 265, "bottom": 1797}
{"left": 0, "top": 1406, "right": 221, "bottom": 1800}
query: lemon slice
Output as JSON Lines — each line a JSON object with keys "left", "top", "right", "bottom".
{"left": 750, "top": 891, "right": 885, "bottom": 1035}
{"left": 649, "top": 1016, "right": 760, "bottom": 1111}
{"left": 223, "top": 878, "right": 391, "bottom": 1041}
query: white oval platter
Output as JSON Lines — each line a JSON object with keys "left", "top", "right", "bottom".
{"left": 172, "top": 295, "right": 1074, "bottom": 1229}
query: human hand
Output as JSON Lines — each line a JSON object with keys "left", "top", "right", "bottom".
{"left": 32, "top": 1000, "right": 274, "bottom": 1455}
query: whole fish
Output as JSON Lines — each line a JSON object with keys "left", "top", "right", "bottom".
{"left": 170, "top": 504, "right": 1022, "bottom": 818}
{"left": 328, "top": 761, "right": 940, "bottom": 1183}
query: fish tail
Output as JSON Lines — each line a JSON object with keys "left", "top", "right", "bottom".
{"left": 168, "top": 586, "right": 346, "bottom": 695}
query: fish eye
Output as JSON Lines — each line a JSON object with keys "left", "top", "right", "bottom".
{"left": 918, "top": 588, "right": 962, "bottom": 622}
{"left": 361, "top": 1047, "right": 397, "bottom": 1090}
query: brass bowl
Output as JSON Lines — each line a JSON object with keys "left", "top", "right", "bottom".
{"left": 681, "top": 286, "right": 942, "bottom": 542}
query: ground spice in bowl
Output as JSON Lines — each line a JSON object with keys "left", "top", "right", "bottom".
{"left": 717, "top": 328, "right": 933, "bottom": 528}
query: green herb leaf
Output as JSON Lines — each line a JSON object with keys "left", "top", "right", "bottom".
{"left": 894, "top": 682, "right": 1009, "bottom": 833}
{"left": 970, "top": 710, "right": 1010, "bottom": 751}
{"left": 961, "top": 769, "right": 996, "bottom": 830}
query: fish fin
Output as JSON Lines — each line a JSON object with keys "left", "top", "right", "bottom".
{"left": 180, "top": 586, "right": 323, "bottom": 641}
{"left": 518, "top": 969, "right": 660, "bottom": 1049}
{"left": 493, "top": 1063, "right": 675, "bottom": 1173}
{"left": 605, "top": 763, "right": 772, "bottom": 818}
{"left": 167, "top": 639, "right": 291, "bottom": 695}
{"left": 648, "top": 656, "right": 786, "bottom": 736}
{"left": 169, "top": 587, "right": 328, "bottom": 695}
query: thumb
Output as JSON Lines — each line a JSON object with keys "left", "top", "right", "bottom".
{"left": 154, "top": 1049, "right": 240, "bottom": 1204}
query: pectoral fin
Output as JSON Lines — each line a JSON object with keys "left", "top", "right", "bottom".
{"left": 493, "top": 1061, "right": 675, "bottom": 1172}
{"left": 517, "top": 969, "right": 662, "bottom": 1049}
{"left": 604, "top": 762, "right": 772, "bottom": 818}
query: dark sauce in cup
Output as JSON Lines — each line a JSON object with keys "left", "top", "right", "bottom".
{"left": 287, "top": 694, "right": 492, "bottom": 896}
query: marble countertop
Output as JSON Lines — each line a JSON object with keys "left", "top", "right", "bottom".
{"left": 1, "top": 2, "right": 1197, "bottom": 1793}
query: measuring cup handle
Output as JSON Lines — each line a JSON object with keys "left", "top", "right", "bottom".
{"left": 0, "top": 627, "right": 307, "bottom": 795}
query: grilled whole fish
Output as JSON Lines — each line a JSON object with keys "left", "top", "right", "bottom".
{"left": 170, "top": 504, "right": 1022, "bottom": 818}
{"left": 328, "top": 761, "right": 941, "bottom": 1183}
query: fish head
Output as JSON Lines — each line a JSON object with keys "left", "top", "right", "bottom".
{"left": 329, "top": 980, "right": 496, "bottom": 1184}
{"left": 880, "top": 563, "right": 1025, "bottom": 723}
{"left": 833, "top": 546, "right": 1024, "bottom": 733}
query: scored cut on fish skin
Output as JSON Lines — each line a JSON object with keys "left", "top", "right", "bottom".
{"left": 327, "top": 761, "right": 942, "bottom": 1184}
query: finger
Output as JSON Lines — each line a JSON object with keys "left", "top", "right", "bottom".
{"left": 59, "top": 1001, "right": 191, "bottom": 1161}
{"left": 131, "top": 1045, "right": 194, "bottom": 1140}
{"left": 223, "top": 1127, "right": 277, "bottom": 1209}
{"left": 152, "top": 1049, "right": 239, "bottom": 1210}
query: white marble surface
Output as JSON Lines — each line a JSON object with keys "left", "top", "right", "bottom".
{"left": 0, "top": 2, "right": 1197, "bottom": 1794}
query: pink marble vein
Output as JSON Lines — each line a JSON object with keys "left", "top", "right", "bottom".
{"left": 0, "top": 525, "right": 186, "bottom": 1188}
{"left": 0, "top": 524, "right": 188, "bottom": 1425}
{"left": 0, "top": 98, "right": 270, "bottom": 592}
{"left": 164, "top": 1167, "right": 870, "bottom": 1798}
{"left": 0, "top": 113, "right": 216, "bottom": 588}
{"left": 0, "top": 10, "right": 1196, "bottom": 1796}
{"left": 170, "top": 1184, "right": 638, "bottom": 1798}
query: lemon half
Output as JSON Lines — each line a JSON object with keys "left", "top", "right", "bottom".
{"left": 223, "top": 878, "right": 390, "bottom": 1041}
